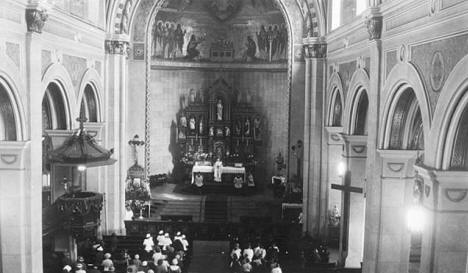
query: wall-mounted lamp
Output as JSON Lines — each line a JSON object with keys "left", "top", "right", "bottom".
{"left": 407, "top": 176, "right": 425, "bottom": 232}
{"left": 337, "top": 161, "right": 346, "bottom": 177}
{"left": 77, "top": 165, "right": 87, "bottom": 172}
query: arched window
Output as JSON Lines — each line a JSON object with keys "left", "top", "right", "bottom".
{"left": 388, "top": 88, "right": 424, "bottom": 150}
{"left": 80, "top": 84, "right": 99, "bottom": 122}
{"left": 42, "top": 82, "right": 68, "bottom": 130}
{"left": 331, "top": 0, "right": 341, "bottom": 30}
{"left": 450, "top": 105, "right": 468, "bottom": 170}
{"left": 0, "top": 83, "right": 17, "bottom": 140}
{"left": 353, "top": 92, "right": 368, "bottom": 135}
{"left": 332, "top": 91, "right": 342, "bottom": 126}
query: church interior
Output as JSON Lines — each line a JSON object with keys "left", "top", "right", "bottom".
{"left": 1, "top": 0, "right": 468, "bottom": 272}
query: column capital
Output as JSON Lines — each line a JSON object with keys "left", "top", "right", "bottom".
{"left": 25, "top": 5, "right": 48, "bottom": 34}
{"left": 105, "top": 40, "right": 130, "bottom": 57}
{"left": 303, "top": 41, "right": 327, "bottom": 59}
{"left": 364, "top": 7, "right": 383, "bottom": 41}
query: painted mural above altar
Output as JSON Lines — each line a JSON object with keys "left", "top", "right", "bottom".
{"left": 149, "top": 0, "right": 288, "bottom": 63}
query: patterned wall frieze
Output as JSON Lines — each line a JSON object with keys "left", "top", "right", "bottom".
{"left": 42, "top": 50, "right": 52, "bottom": 74}
{"left": 26, "top": 7, "right": 48, "bottom": 33}
{"left": 365, "top": 15, "right": 383, "bottom": 40}
{"left": 105, "top": 40, "right": 130, "bottom": 57}
{"left": 62, "top": 55, "right": 87, "bottom": 88}
{"left": 410, "top": 33, "right": 468, "bottom": 113}
{"left": 5, "top": 42, "right": 20, "bottom": 68}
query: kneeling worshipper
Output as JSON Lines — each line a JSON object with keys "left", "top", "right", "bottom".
{"left": 181, "top": 234, "right": 189, "bottom": 251}
{"left": 162, "top": 233, "right": 172, "bottom": 251}
{"left": 102, "top": 253, "right": 114, "bottom": 271}
{"left": 194, "top": 172, "right": 204, "bottom": 187}
{"left": 234, "top": 175, "right": 244, "bottom": 189}
{"left": 157, "top": 230, "right": 165, "bottom": 248}
{"left": 75, "top": 263, "right": 87, "bottom": 273}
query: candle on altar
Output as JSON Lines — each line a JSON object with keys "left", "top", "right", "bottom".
{"left": 200, "top": 137, "right": 202, "bottom": 146}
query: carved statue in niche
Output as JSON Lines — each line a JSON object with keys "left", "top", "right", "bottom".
{"left": 198, "top": 115, "right": 204, "bottom": 135}
{"left": 244, "top": 117, "right": 251, "bottom": 136}
{"left": 216, "top": 127, "right": 224, "bottom": 137}
{"left": 189, "top": 115, "right": 196, "bottom": 131}
{"left": 234, "top": 119, "right": 242, "bottom": 136}
{"left": 216, "top": 99, "right": 223, "bottom": 120}
{"left": 253, "top": 115, "right": 261, "bottom": 140}
{"left": 209, "top": 126, "right": 214, "bottom": 136}
{"left": 196, "top": 89, "right": 203, "bottom": 103}
{"left": 189, "top": 89, "right": 196, "bottom": 104}
{"left": 257, "top": 25, "right": 268, "bottom": 59}
{"left": 180, "top": 112, "right": 187, "bottom": 128}
{"left": 225, "top": 126, "right": 230, "bottom": 136}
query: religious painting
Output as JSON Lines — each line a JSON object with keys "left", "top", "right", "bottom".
{"left": 150, "top": 0, "right": 287, "bottom": 63}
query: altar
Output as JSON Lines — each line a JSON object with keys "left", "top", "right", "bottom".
{"left": 175, "top": 78, "right": 262, "bottom": 186}
{"left": 191, "top": 165, "right": 246, "bottom": 184}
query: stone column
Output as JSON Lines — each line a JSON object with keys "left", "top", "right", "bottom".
{"left": 415, "top": 166, "right": 468, "bottom": 273}
{"left": 340, "top": 134, "right": 367, "bottom": 268}
{"left": 302, "top": 38, "right": 327, "bottom": 237}
{"left": 104, "top": 38, "right": 129, "bottom": 234}
{"left": 378, "top": 150, "right": 420, "bottom": 272}
{"left": 362, "top": 7, "right": 383, "bottom": 273}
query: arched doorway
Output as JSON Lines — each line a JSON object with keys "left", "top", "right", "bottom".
{"left": 42, "top": 82, "right": 69, "bottom": 130}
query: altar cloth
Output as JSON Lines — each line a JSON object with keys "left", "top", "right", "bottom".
{"left": 191, "top": 165, "right": 246, "bottom": 184}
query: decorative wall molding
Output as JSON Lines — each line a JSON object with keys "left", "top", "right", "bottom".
{"left": 445, "top": 188, "right": 468, "bottom": 203}
{"left": 303, "top": 43, "right": 327, "bottom": 58}
{"left": 26, "top": 7, "right": 48, "bottom": 33}
{"left": 352, "top": 145, "right": 366, "bottom": 154}
{"left": 387, "top": 162, "right": 405, "bottom": 172}
{"left": 0, "top": 154, "right": 18, "bottom": 165}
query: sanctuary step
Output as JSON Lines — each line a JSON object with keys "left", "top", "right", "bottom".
{"left": 102, "top": 235, "right": 144, "bottom": 257}
{"left": 204, "top": 195, "right": 228, "bottom": 223}
{"left": 152, "top": 199, "right": 203, "bottom": 222}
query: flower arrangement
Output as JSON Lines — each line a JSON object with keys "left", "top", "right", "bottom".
{"left": 125, "top": 177, "right": 151, "bottom": 201}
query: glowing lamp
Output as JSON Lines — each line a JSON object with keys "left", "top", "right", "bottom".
{"left": 77, "top": 165, "right": 87, "bottom": 172}
{"left": 407, "top": 205, "right": 425, "bottom": 232}
{"left": 337, "top": 161, "right": 346, "bottom": 176}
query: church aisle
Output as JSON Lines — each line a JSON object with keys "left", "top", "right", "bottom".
{"left": 188, "top": 241, "right": 230, "bottom": 273}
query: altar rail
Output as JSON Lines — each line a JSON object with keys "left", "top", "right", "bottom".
{"left": 124, "top": 220, "right": 300, "bottom": 243}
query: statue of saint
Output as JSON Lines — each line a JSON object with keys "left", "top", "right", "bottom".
{"left": 253, "top": 116, "right": 261, "bottom": 140}
{"left": 198, "top": 116, "right": 204, "bottom": 134}
{"left": 189, "top": 116, "right": 196, "bottom": 130}
{"left": 225, "top": 126, "right": 230, "bottom": 136}
{"left": 209, "top": 126, "right": 214, "bottom": 136}
{"left": 180, "top": 113, "right": 187, "bottom": 127}
{"left": 244, "top": 117, "right": 251, "bottom": 136}
{"left": 189, "top": 89, "right": 196, "bottom": 104}
{"left": 216, "top": 99, "right": 223, "bottom": 120}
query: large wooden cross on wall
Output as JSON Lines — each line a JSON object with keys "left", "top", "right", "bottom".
{"left": 331, "top": 170, "right": 364, "bottom": 266}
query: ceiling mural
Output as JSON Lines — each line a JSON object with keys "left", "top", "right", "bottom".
{"left": 148, "top": 0, "right": 288, "bottom": 63}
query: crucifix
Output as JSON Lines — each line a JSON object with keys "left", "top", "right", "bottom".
{"left": 128, "top": 134, "right": 145, "bottom": 165}
{"left": 331, "top": 169, "right": 364, "bottom": 267}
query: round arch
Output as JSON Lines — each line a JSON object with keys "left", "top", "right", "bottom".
{"left": 343, "top": 68, "right": 370, "bottom": 135}
{"left": 327, "top": 72, "right": 345, "bottom": 127}
{"left": 379, "top": 62, "right": 431, "bottom": 150}
{"left": 41, "top": 63, "right": 76, "bottom": 130}
{"left": 0, "top": 74, "right": 26, "bottom": 141}
{"left": 77, "top": 68, "right": 103, "bottom": 122}
{"left": 431, "top": 55, "right": 468, "bottom": 169}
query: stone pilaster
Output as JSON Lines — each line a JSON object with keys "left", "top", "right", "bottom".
{"left": 325, "top": 127, "right": 344, "bottom": 225}
{"left": 339, "top": 134, "right": 368, "bottom": 268}
{"left": 415, "top": 166, "right": 468, "bottom": 273}
{"left": 362, "top": 7, "right": 383, "bottom": 273}
{"left": 302, "top": 37, "right": 327, "bottom": 237}
{"left": 104, "top": 37, "right": 129, "bottom": 234}
{"left": 378, "top": 150, "right": 420, "bottom": 273}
